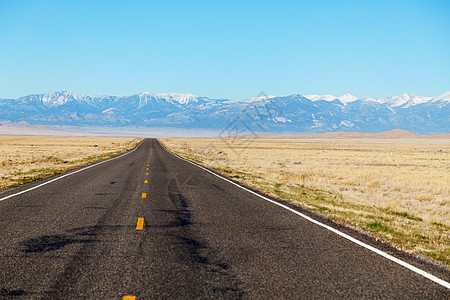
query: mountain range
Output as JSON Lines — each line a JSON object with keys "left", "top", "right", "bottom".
{"left": 0, "top": 91, "right": 449, "bottom": 134}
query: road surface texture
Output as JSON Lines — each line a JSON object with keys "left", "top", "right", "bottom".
{"left": 0, "top": 139, "right": 448, "bottom": 299}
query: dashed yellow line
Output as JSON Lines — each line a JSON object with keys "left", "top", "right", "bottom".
{"left": 144, "top": 180, "right": 148, "bottom": 183}
{"left": 142, "top": 193, "right": 147, "bottom": 198}
{"left": 146, "top": 168, "right": 149, "bottom": 170}
{"left": 136, "top": 218, "right": 144, "bottom": 230}
{"left": 146, "top": 173, "right": 149, "bottom": 175}
{"left": 123, "top": 295, "right": 136, "bottom": 300}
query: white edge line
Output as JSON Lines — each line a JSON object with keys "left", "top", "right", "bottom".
{"left": 158, "top": 140, "right": 450, "bottom": 290}
{"left": 0, "top": 139, "right": 146, "bottom": 203}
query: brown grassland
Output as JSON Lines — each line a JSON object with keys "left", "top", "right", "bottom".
{"left": 162, "top": 138, "right": 450, "bottom": 266}
{"left": 0, "top": 136, "right": 142, "bottom": 191}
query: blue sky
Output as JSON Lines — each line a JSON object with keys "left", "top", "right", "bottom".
{"left": 0, "top": 0, "right": 449, "bottom": 99}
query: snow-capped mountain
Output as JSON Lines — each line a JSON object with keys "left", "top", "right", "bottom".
{"left": 156, "top": 93, "right": 199, "bottom": 105}
{"left": 304, "top": 93, "right": 367, "bottom": 105}
{"left": 16, "top": 91, "right": 95, "bottom": 107}
{"left": 337, "top": 93, "right": 359, "bottom": 105}
{"left": 304, "top": 94, "right": 338, "bottom": 102}
{"left": 431, "top": 91, "right": 450, "bottom": 103}
{"left": 304, "top": 93, "right": 441, "bottom": 107}
{"left": 0, "top": 91, "right": 448, "bottom": 134}
{"left": 375, "top": 93, "right": 432, "bottom": 108}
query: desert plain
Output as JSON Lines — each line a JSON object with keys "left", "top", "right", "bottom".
{"left": 0, "top": 136, "right": 142, "bottom": 191}
{"left": 162, "top": 137, "right": 450, "bottom": 266}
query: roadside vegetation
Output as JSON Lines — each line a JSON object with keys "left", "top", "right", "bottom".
{"left": 0, "top": 136, "right": 143, "bottom": 191}
{"left": 162, "top": 138, "right": 450, "bottom": 267}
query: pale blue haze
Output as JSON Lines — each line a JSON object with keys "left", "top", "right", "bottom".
{"left": 0, "top": 0, "right": 449, "bottom": 99}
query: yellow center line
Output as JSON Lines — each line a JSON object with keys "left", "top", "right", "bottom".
{"left": 123, "top": 295, "right": 136, "bottom": 300}
{"left": 136, "top": 218, "right": 144, "bottom": 230}
{"left": 147, "top": 149, "right": 152, "bottom": 165}
{"left": 144, "top": 180, "right": 148, "bottom": 183}
{"left": 146, "top": 168, "right": 149, "bottom": 170}
{"left": 146, "top": 173, "right": 149, "bottom": 175}
{"left": 142, "top": 193, "right": 147, "bottom": 198}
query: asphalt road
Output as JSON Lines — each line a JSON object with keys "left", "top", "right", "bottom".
{"left": 0, "top": 139, "right": 448, "bottom": 299}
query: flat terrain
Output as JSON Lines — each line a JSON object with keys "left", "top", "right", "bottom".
{"left": 0, "top": 136, "right": 142, "bottom": 191}
{"left": 0, "top": 139, "right": 448, "bottom": 298}
{"left": 162, "top": 138, "right": 450, "bottom": 266}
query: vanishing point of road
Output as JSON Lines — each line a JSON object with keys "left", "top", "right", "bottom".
{"left": 0, "top": 139, "right": 449, "bottom": 298}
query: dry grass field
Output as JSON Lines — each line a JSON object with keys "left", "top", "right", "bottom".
{"left": 0, "top": 136, "right": 142, "bottom": 191}
{"left": 162, "top": 138, "right": 450, "bottom": 266}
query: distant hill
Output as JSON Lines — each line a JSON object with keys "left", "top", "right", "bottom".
{"left": 1, "top": 91, "right": 449, "bottom": 135}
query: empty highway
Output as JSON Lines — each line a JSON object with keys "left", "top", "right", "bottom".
{"left": 0, "top": 139, "right": 448, "bottom": 298}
